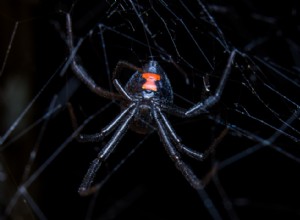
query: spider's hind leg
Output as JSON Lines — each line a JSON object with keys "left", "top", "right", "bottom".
{"left": 186, "top": 49, "right": 237, "bottom": 116}
{"left": 112, "top": 61, "right": 142, "bottom": 80}
{"left": 111, "top": 60, "right": 143, "bottom": 101}
{"left": 65, "top": 13, "right": 122, "bottom": 100}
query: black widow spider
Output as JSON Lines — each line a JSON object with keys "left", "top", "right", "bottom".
{"left": 65, "top": 14, "right": 237, "bottom": 194}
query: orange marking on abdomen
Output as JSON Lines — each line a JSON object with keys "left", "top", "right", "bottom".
{"left": 142, "top": 73, "right": 161, "bottom": 91}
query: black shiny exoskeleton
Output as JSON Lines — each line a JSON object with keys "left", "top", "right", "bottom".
{"left": 66, "top": 13, "right": 237, "bottom": 194}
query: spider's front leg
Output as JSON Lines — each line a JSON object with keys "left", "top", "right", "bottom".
{"left": 153, "top": 106, "right": 228, "bottom": 189}
{"left": 156, "top": 106, "right": 227, "bottom": 161}
{"left": 78, "top": 104, "right": 137, "bottom": 195}
{"left": 152, "top": 107, "right": 204, "bottom": 189}
{"left": 185, "top": 49, "right": 237, "bottom": 117}
{"left": 68, "top": 103, "right": 134, "bottom": 143}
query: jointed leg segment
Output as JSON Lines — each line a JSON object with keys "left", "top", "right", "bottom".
{"left": 65, "top": 13, "right": 122, "bottom": 100}
{"left": 152, "top": 107, "right": 204, "bottom": 189}
{"left": 78, "top": 104, "right": 137, "bottom": 194}
{"left": 185, "top": 49, "right": 237, "bottom": 116}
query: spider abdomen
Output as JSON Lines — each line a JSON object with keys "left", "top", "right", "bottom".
{"left": 125, "top": 61, "right": 174, "bottom": 104}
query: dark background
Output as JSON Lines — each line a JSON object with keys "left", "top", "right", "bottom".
{"left": 0, "top": 0, "right": 300, "bottom": 220}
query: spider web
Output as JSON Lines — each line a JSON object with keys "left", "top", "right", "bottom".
{"left": 0, "top": 0, "right": 300, "bottom": 219}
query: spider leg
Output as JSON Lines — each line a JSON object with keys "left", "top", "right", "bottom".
{"left": 112, "top": 60, "right": 142, "bottom": 80}
{"left": 78, "top": 104, "right": 137, "bottom": 194}
{"left": 156, "top": 107, "right": 228, "bottom": 161}
{"left": 111, "top": 60, "right": 143, "bottom": 101}
{"left": 155, "top": 106, "right": 205, "bottom": 160}
{"left": 65, "top": 13, "right": 122, "bottom": 100}
{"left": 152, "top": 107, "right": 203, "bottom": 190}
{"left": 113, "top": 79, "right": 133, "bottom": 102}
{"left": 68, "top": 103, "right": 135, "bottom": 142}
{"left": 185, "top": 49, "right": 237, "bottom": 117}
{"left": 160, "top": 103, "right": 194, "bottom": 118}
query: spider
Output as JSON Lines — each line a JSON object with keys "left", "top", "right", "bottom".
{"left": 65, "top": 14, "right": 237, "bottom": 194}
